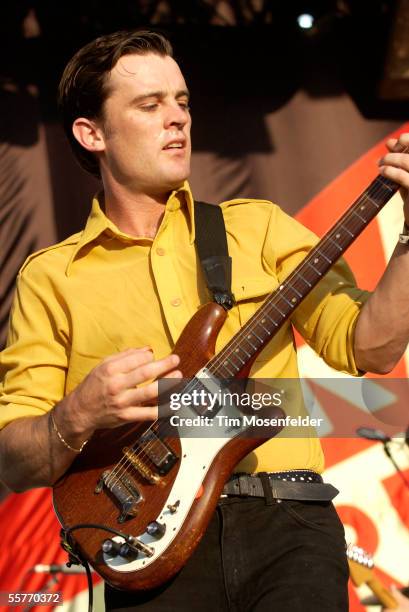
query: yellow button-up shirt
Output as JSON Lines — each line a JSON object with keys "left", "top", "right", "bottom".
{"left": 0, "top": 183, "right": 370, "bottom": 472}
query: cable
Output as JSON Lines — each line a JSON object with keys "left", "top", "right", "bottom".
{"left": 61, "top": 522, "right": 141, "bottom": 612}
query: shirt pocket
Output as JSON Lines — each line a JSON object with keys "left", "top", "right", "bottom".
{"left": 232, "top": 276, "right": 277, "bottom": 327}
{"left": 232, "top": 276, "right": 287, "bottom": 366}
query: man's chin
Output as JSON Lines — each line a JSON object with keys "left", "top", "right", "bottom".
{"left": 165, "top": 171, "right": 191, "bottom": 191}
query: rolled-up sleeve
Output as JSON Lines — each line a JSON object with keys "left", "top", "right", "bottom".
{"left": 262, "top": 204, "right": 371, "bottom": 375}
{"left": 0, "top": 261, "right": 68, "bottom": 430}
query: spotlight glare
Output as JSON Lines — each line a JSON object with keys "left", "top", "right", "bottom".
{"left": 297, "top": 13, "right": 314, "bottom": 29}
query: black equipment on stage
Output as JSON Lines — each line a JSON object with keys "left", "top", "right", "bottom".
{"left": 356, "top": 426, "right": 409, "bottom": 490}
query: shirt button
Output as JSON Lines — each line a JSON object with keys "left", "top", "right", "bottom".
{"left": 171, "top": 298, "right": 181, "bottom": 307}
{"left": 156, "top": 247, "right": 166, "bottom": 256}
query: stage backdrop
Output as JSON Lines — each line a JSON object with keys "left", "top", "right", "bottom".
{"left": 296, "top": 123, "right": 409, "bottom": 611}
{"left": 1, "top": 127, "right": 409, "bottom": 611}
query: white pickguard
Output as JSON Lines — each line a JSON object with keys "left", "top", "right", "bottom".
{"left": 104, "top": 436, "right": 226, "bottom": 571}
{"left": 104, "top": 369, "right": 248, "bottom": 572}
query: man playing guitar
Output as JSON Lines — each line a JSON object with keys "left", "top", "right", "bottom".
{"left": 1, "top": 30, "right": 409, "bottom": 611}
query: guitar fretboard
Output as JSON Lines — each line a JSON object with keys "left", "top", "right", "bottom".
{"left": 206, "top": 174, "right": 399, "bottom": 378}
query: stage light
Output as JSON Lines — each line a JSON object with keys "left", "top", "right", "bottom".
{"left": 297, "top": 13, "right": 315, "bottom": 29}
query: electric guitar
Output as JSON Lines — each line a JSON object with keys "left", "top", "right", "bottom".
{"left": 53, "top": 169, "right": 403, "bottom": 591}
{"left": 348, "top": 544, "right": 398, "bottom": 609}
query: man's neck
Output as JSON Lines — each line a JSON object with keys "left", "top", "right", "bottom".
{"left": 103, "top": 185, "right": 171, "bottom": 239}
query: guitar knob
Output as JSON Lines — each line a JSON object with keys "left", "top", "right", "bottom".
{"left": 102, "top": 539, "right": 122, "bottom": 557}
{"left": 146, "top": 521, "right": 166, "bottom": 539}
{"left": 118, "top": 542, "right": 138, "bottom": 560}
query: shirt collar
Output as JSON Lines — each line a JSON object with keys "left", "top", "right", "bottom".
{"left": 65, "top": 181, "right": 195, "bottom": 276}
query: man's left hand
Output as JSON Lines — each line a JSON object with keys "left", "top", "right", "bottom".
{"left": 378, "top": 133, "right": 409, "bottom": 224}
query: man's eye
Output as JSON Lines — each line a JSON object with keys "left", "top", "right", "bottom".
{"left": 179, "top": 102, "right": 190, "bottom": 110}
{"left": 141, "top": 104, "right": 158, "bottom": 111}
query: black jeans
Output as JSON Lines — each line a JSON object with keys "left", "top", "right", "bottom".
{"left": 105, "top": 496, "right": 349, "bottom": 612}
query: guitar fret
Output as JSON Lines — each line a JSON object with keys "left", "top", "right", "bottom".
{"left": 231, "top": 350, "right": 245, "bottom": 365}
{"left": 328, "top": 236, "right": 343, "bottom": 252}
{"left": 307, "top": 261, "right": 322, "bottom": 276}
{"left": 264, "top": 312, "right": 279, "bottom": 327}
{"left": 377, "top": 176, "right": 394, "bottom": 192}
{"left": 221, "top": 360, "right": 236, "bottom": 376}
{"left": 366, "top": 195, "right": 380, "bottom": 209}
{"left": 239, "top": 344, "right": 252, "bottom": 358}
{"left": 258, "top": 320, "right": 271, "bottom": 335}
{"left": 297, "top": 272, "right": 312, "bottom": 288}
{"left": 280, "top": 294, "right": 295, "bottom": 308}
{"left": 244, "top": 335, "right": 258, "bottom": 350}
{"left": 315, "top": 249, "right": 332, "bottom": 264}
{"left": 251, "top": 329, "right": 264, "bottom": 342}
{"left": 352, "top": 210, "right": 367, "bottom": 223}
{"left": 272, "top": 302, "right": 286, "bottom": 317}
{"left": 291, "top": 285, "right": 303, "bottom": 298}
{"left": 339, "top": 224, "right": 354, "bottom": 238}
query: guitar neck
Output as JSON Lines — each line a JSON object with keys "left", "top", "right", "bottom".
{"left": 367, "top": 577, "right": 398, "bottom": 609}
{"left": 206, "top": 174, "right": 399, "bottom": 378}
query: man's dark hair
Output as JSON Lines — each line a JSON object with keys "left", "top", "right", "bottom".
{"left": 58, "top": 30, "right": 173, "bottom": 178}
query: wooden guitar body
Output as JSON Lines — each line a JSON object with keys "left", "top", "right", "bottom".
{"left": 53, "top": 303, "right": 283, "bottom": 591}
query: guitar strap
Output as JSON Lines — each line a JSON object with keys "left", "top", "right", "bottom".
{"left": 194, "top": 201, "right": 235, "bottom": 310}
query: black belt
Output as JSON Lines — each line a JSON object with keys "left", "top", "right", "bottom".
{"left": 222, "top": 470, "right": 338, "bottom": 503}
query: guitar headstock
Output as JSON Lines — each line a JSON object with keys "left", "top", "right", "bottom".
{"left": 347, "top": 544, "right": 398, "bottom": 609}
{"left": 347, "top": 544, "right": 375, "bottom": 585}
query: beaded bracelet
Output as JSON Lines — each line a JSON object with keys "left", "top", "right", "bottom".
{"left": 50, "top": 411, "right": 89, "bottom": 453}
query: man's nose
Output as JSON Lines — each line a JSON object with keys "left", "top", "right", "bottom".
{"left": 164, "top": 102, "right": 189, "bottom": 129}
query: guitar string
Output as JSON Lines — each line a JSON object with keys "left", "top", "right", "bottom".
{"left": 106, "top": 172, "right": 402, "bottom": 490}
{"left": 158, "top": 168, "right": 405, "bottom": 384}
{"left": 106, "top": 174, "right": 396, "bottom": 490}
{"left": 106, "top": 174, "right": 398, "bottom": 488}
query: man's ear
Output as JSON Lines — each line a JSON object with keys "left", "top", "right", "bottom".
{"left": 72, "top": 117, "right": 105, "bottom": 152}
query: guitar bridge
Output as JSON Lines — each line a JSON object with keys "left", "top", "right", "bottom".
{"left": 123, "top": 447, "right": 162, "bottom": 484}
{"left": 95, "top": 470, "right": 142, "bottom": 523}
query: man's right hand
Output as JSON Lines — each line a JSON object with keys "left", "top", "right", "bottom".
{"left": 62, "top": 347, "right": 182, "bottom": 439}
{"left": 0, "top": 347, "right": 182, "bottom": 491}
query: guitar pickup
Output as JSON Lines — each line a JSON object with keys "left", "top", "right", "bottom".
{"left": 138, "top": 431, "right": 178, "bottom": 475}
{"left": 95, "top": 470, "right": 142, "bottom": 523}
